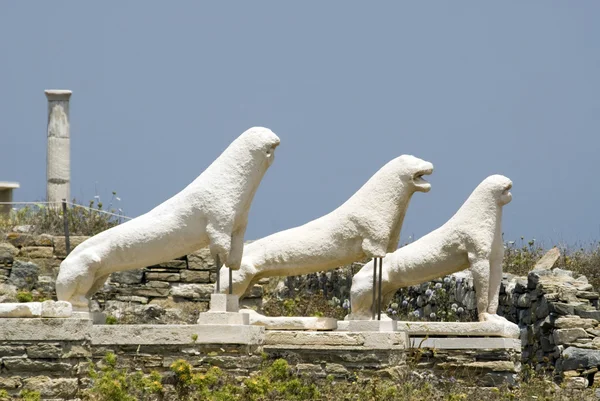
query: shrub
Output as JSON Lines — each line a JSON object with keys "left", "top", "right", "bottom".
{"left": 16, "top": 290, "right": 33, "bottom": 303}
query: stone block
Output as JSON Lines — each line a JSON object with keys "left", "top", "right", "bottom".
{"left": 180, "top": 270, "right": 210, "bottom": 283}
{"left": 111, "top": 269, "right": 144, "bottom": 285}
{"left": 409, "top": 337, "right": 521, "bottom": 350}
{"left": 7, "top": 260, "right": 39, "bottom": 290}
{"left": 145, "top": 272, "right": 180, "bottom": 282}
{"left": 5, "top": 232, "right": 34, "bottom": 247}
{"left": 0, "top": 243, "right": 18, "bottom": 266}
{"left": 562, "top": 347, "right": 600, "bottom": 370}
{"left": 209, "top": 294, "right": 239, "bottom": 312}
{"left": 171, "top": 284, "right": 213, "bottom": 300}
{"left": 555, "top": 316, "right": 596, "bottom": 329}
{"left": 196, "top": 311, "right": 249, "bottom": 325}
{"left": 0, "top": 318, "right": 91, "bottom": 341}
{"left": 187, "top": 248, "right": 214, "bottom": 270}
{"left": 577, "top": 291, "right": 599, "bottom": 300}
{"left": 0, "top": 376, "right": 21, "bottom": 389}
{"left": 575, "top": 308, "right": 600, "bottom": 321}
{"left": 241, "top": 309, "right": 337, "bottom": 330}
{"left": 130, "top": 287, "right": 170, "bottom": 298}
{"left": 347, "top": 320, "right": 396, "bottom": 332}
{"left": 147, "top": 280, "right": 171, "bottom": 288}
{"left": 22, "top": 376, "right": 79, "bottom": 398}
{"left": 549, "top": 302, "right": 574, "bottom": 316}
{"left": 3, "top": 358, "right": 73, "bottom": 372}
{"left": 0, "top": 302, "right": 42, "bottom": 317}
{"left": 91, "top": 324, "right": 264, "bottom": 345}
{"left": 27, "top": 343, "right": 62, "bottom": 359}
{"left": 41, "top": 300, "right": 72, "bottom": 317}
{"left": 52, "top": 235, "right": 89, "bottom": 257}
{"left": 19, "top": 246, "right": 54, "bottom": 258}
{"left": 115, "top": 295, "right": 149, "bottom": 304}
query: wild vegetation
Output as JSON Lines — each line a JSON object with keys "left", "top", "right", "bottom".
{"left": 80, "top": 353, "right": 598, "bottom": 401}
{"left": 0, "top": 196, "right": 124, "bottom": 237}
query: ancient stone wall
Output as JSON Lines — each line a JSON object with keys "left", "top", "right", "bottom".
{"left": 0, "top": 233, "right": 262, "bottom": 324}
{"left": 2, "top": 231, "right": 600, "bottom": 387}
{"left": 0, "top": 319, "right": 520, "bottom": 400}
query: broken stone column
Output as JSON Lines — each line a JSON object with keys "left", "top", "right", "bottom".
{"left": 45, "top": 89, "right": 72, "bottom": 205}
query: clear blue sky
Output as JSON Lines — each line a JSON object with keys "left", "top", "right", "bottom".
{"left": 1, "top": 2, "right": 599, "bottom": 247}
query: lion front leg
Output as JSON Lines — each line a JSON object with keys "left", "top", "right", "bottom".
{"left": 469, "top": 254, "right": 491, "bottom": 322}
{"left": 206, "top": 219, "right": 232, "bottom": 268}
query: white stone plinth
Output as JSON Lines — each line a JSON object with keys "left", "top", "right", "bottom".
{"left": 91, "top": 324, "right": 263, "bottom": 345}
{"left": 196, "top": 311, "right": 249, "bottom": 325}
{"left": 240, "top": 309, "right": 337, "bottom": 330}
{"left": 346, "top": 319, "right": 397, "bottom": 332}
{"left": 210, "top": 294, "right": 239, "bottom": 312}
{"left": 0, "top": 301, "right": 72, "bottom": 318}
{"left": 338, "top": 319, "right": 520, "bottom": 339}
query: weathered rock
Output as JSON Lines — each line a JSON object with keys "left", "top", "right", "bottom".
{"left": 517, "top": 293, "right": 532, "bottom": 308}
{"left": 180, "top": 270, "right": 211, "bottom": 283}
{"left": 171, "top": 284, "right": 213, "bottom": 300}
{"left": 19, "top": 246, "right": 53, "bottom": 258}
{"left": 0, "top": 376, "right": 21, "bottom": 389}
{"left": 41, "top": 300, "right": 72, "bottom": 317}
{"left": 561, "top": 347, "right": 600, "bottom": 370}
{"left": 0, "top": 243, "right": 18, "bottom": 266}
{"left": 22, "top": 376, "right": 79, "bottom": 398}
{"left": 145, "top": 272, "right": 180, "bottom": 282}
{"left": 115, "top": 295, "right": 149, "bottom": 304}
{"left": 533, "top": 248, "right": 561, "bottom": 270}
{"left": 5, "top": 232, "right": 34, "bottom": 247}
{"left": 128, "top": 287, "right": 170, "bottom": 298}
{"left": 111, "top": 269, "right": 144, "bottom": 285}
{"left": 555, "top": 317, "right": 597, "bottom": 330}
{"left": 575, "top": 308, "right": 600, "bottom": 321}
{"left": 563, "top": 376, "right": 587, "bottom": 389}
{"left": 548, "top": 302, "right": 574, "bottom": 316}
{"left": 7, "top": 260, "right": 39, "bottom": 290}
{"left": 52, "top": 235, "right": 89, "bottom": 257}
{"left": 26, "top": 343, "right": 62, "bottom": 359}
{"left": 577, "top": 291, "right": 599, "bottom": 300}
{"left": 187, "top": 248, "right": 214, "bottom": 270}
{"left": 553, "top": 328, "right": 589, "bottom": 345}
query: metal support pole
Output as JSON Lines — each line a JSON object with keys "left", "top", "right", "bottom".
{"left": 215, "top": 255, "right": 221, "bottom": 293}
{"left": 228, "top": 267, "right": 233, "bottom": 295}
{"left": 371, "top": 257, "right": 377, "bottom": 320}
{"left": 377, "top": 257, "right": 383, "bottom": 321}
{"left": 62, "top": 199, "right": 71, "bottom": 255}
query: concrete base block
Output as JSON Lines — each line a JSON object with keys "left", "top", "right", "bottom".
{"left": 91, "top": 324, "right": 264, "bottom": 345}
{"left": 394, "top": 320, "right": 520, "bottom": 339}
{"left": 210, "top": 294, "right": 239, "bottom": 312}
{"left": 0, "top": 301, "right": 72, "bottom": 318}
{"left": 265, "top": 330, "right": 408, "bottom": 349}
{"left": 346, "top": 319, "right": 397, "bottom": 332}
{"left": 410, "top": 337, "right": 521, "bottom": 350}
{"left": 0, "top": 318, "right": 92, "bottom": 341}
{"left": 339, "top": 320, "right": 520, "bottom": 339}
{"left": 197, "top": 311, "right": 249, "bottom": 325}
{"left": 241, "top": 309, "right": 337, "bottom": 330}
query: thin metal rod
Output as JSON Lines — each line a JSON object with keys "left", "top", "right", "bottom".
{"left": 228, "top": 267, "right": 233, "bottom": 295}
{"left": 215, "top": 255, "right": 221, "bottom": 293}
{"left": 62, "top": 199, "right": 71, "bottom": 255}
{"left": 377, "top": 257, "right": 383, "bottom": 321}
{"left": 371, "top": 257, "right": 377, "bottom": 320}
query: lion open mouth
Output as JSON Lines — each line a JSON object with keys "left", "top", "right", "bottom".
{"left": 413, "top": 167, "right": 433, "bottom": 192}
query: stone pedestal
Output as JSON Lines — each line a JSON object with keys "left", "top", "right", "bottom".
{"left": 344, "top": 319, "right": 397, "bottom": 332}
{"left": 196, "top": 294, "right": 249, "bottom": 325}
{"left": 240, "top": 309, "right": 337, "bottom": 330}
{"left": 45, "top": 89, "right": 72, "bottom": 205}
